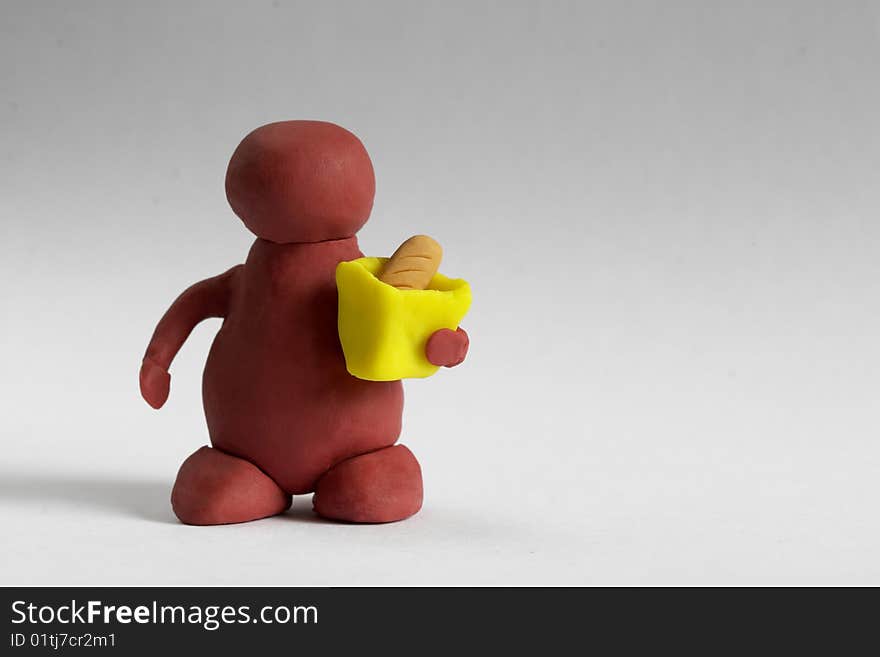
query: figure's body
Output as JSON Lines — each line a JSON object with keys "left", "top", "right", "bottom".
{"left": 140, "top": 121, "right": 468, "bottom": 525}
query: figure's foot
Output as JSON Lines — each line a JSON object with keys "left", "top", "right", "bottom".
{"left": 171, "top": 446, "right": 291, "bottom": 525}
{"left": 312, "top": 444, "right": 423, "bottom": 523}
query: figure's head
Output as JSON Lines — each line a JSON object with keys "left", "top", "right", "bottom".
{"left": 225, "top": 120, "right": 375, "bottom": 243}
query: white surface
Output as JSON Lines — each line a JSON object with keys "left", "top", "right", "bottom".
{"left": 2, "top": 1, "right": 880, "bottom": 585}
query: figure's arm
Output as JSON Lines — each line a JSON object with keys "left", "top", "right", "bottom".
{"left": 425, "top": 327, "right": 469, "bottom": 368}
{"left": 139, "top": 265, "right": 242, "bottom": 409}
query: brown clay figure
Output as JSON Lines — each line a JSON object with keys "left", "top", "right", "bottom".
{"left": 139, "top": 121, "right": 469, "bottom": 525}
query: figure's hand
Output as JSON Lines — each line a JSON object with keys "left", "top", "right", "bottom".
{"left": 140, "top": 357, "right": 170, "bottom": 409}
{"left": 426, "top": 328, "right": 469, "bottom": 368}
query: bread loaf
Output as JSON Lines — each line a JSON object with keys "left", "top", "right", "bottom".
{"left": 378, "top": 235, "right": 443, "bottom": 290}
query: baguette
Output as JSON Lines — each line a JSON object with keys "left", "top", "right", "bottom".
{"left": 378, "top": 235, "right": 443, "bottom": 290}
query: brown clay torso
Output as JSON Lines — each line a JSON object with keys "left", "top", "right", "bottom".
{"left": 202, "top": 236, "right": 403, "bottom": 494}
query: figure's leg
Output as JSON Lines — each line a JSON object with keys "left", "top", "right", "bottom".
{"left": 312, "top": 444, "right": 423, "bottom": 523}
{"left": 171, "top": 446, "right": 291, "bottom": 525}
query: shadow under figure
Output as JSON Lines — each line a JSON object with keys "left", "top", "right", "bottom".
{"left": 0, "top": 472, "right": 176, "bottom": 524}
{"left": 139, "top": 121, "right": 470, "bottom": 526}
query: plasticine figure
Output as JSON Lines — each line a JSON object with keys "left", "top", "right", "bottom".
{"left": 139, "top": 121, "right": 469, "bottom": 525}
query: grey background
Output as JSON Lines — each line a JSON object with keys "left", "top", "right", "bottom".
{"left": 1, "top": 0, "right": 879, "bottom": 585}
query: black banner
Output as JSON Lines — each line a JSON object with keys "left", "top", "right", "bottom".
{"left": 0, "top": 587, "right": 872, "bottom": 653}
{"left": 2, "top": 587, "right": 584, "bottom": 653}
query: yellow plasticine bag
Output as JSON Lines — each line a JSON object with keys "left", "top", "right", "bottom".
{"left": 336, "top": 257, "right": 472, "bottom": 381}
